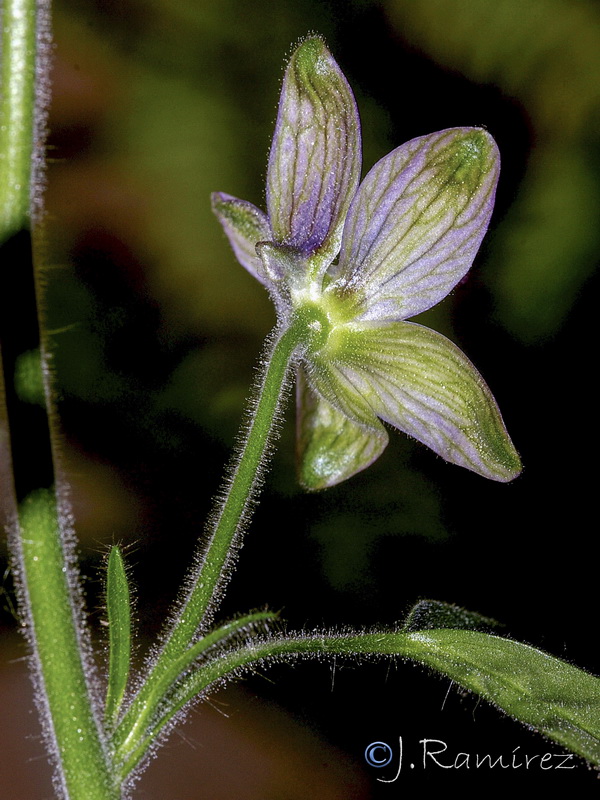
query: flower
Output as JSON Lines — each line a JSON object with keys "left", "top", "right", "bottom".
{"left": 212, "top": 36, "right": 521, "bottom": 489}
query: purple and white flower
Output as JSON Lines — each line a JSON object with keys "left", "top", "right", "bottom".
{"left": 213, "top": 36, "right": 521, "bottom": 489}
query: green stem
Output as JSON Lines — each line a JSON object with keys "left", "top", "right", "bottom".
{"left": 113, "top": 320, "right": 305, "bottom": 754}
{"left": 1, "top": 1, "right": 118, "bottom": 797}
{"left": 19, "top": 492, "right": 119, "bottom": 799}
{"left": 0, "top": 0, "right": 38, "bottom": 238}
{"left": 161, "top": 322, "right": 302, "bottom": 639}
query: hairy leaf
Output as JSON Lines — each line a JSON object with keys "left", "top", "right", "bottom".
{"left": 105, "top": 546, "right": 132, "bottom": 727}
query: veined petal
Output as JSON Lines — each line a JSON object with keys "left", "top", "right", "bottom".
{"left": 266, "top": 36, "right": 361, "bottom": 265}
{"left": 305, "top": 348, "right": 385, "bottom": 437}
{"left": 333, "top": 128, "right": 499, "bottom": 322}
{"left": 296, "top": 367, "right": 387, "bottom": 489}
{"left": 211, "top": 192, "right": 272, "bottom": 286}
{"left": 328, "top": 321, "right": 521, "bottom": 482}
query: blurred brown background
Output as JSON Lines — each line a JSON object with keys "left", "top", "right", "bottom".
{"left": 2, "top": 0, "right": 600, "bottom": 796}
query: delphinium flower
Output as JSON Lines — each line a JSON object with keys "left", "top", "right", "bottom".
{"left": 212, "top": 36, "right": 521, "bottom": 489}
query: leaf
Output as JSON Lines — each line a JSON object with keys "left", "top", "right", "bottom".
{"left": 123, "top": 628, "right": 600, "bottom": 776}
{"left": 402, "top": 599, "right": 501, "bottom": 633}
{"left": 112, "top": 610, "right": 279, "bottom": 777}
{"left": 399, "top": 629, "right": 600, "bottom": 765}
{"left": 105, "top": 546, "right": 132, "bottom": 728}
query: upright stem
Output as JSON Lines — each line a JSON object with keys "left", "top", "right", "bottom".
{"left": 113, "top": 320, "right": 305, "bottom": 757}
{"left": 0, "top": 0, "right": 36, "bottom": 237}
{"left": 1, "top": 1, "right": 117, "bottom": 797}
{"left": 18, "top": 492, "right": 119, "bottom": 800}
{"left": 168, "top": 322, "right": 303, "bottom": 640}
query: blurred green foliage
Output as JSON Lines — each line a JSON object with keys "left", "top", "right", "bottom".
{"left": 14, "top": 349, "right": 45, "bottom": 406}
{"left": 388, "top": 0, "right": 600, "bottom": 341}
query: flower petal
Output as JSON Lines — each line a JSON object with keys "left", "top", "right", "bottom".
{"left": 332, "top": 128, "right": 499, "bottom": 322}
{"left": 326, "top": 321, "right": 521, "bottom": 482}
{"left": 211, "top": 192, "right": 272, "bottom": 286}
{"left": 266, "top": 36, "right": 361, "bottom": 266}
{"left": 296, "top": 367, "right": 387, "bottom": 489}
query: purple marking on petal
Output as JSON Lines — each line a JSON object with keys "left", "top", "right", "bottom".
{"left": 334, "top": 128, "right": 500, "bottom": 322}
{"left": 266, "top": 37, "right": 361, "bottom": 263}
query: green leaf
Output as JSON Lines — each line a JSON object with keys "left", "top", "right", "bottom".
{"left": 402, "top": 599, "right": 501, "bottom": 633}
{"left": 105, "top": 546, "right": 132, "bottom": 728}
{"left": 120, "top": 628, "right": 600, "bottom": 776}
{"left": 112, "top": 610, "right": 279, "bottom": 777}
{"left": 400, "top": 629, "right": 600, "bottom": 765}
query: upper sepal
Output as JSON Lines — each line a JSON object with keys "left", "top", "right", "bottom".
{"left": 333, "top": 128, "right": 500, "bottom": 323}
{"left": 266, "top": 37, "right": 361, "bottom": 267}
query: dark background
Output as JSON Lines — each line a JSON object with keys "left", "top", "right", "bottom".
{"left": 2, "top": 0, "right": 599, "bottom": 796}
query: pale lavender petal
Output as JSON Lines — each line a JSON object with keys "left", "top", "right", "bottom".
{"left": 332, "top": 128, "right": 499, "bottom": 322}
{"left": 329, "top": 321, "right": 521, "bottom": 482}
{"left": 266, "top": 37, "right": 361, "bottom": 264}
{"left": 304, "top": 347, "right": 385, "bottom": 439}
{"left": 211, "top": 192, "right": 271, "bottom": 286}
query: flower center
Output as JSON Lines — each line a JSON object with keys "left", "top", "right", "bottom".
{"left": 293, "top": 303, "right": 332, "bottom": 353}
